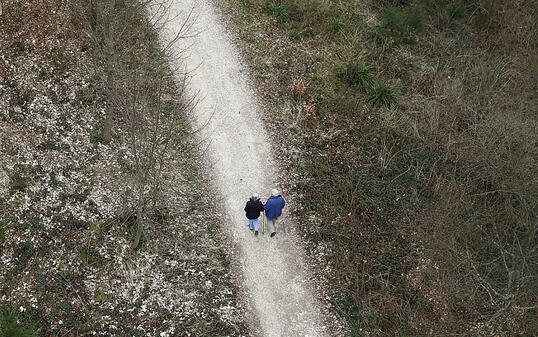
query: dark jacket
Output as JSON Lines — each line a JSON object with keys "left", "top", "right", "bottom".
{"left": 244, "top": 197, "right": 264, "bottom": 219}
{"left": 264, "top": 195, "right": 285, "bottom": 219}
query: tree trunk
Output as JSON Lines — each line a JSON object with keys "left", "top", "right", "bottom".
{"left": 130, "top": 207, "right": 144, "bottom": 249}
{"left": 102, "top": 0, "right": 116, "bottom": 143}
{"left": 102, "top": 67, "right": 114, "bottom": 142}
{"left": 131, "top": 185, "right": 145, "bottom": 250}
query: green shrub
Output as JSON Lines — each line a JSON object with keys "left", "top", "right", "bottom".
{"left": 327, "top": 17, "right": 346, "bottom": 34}
{"left": 9, "top": 171, "right": 27, "bottom": 193}
{"left": 301, "top": 28, "right": 315, "bottom": 38}
{"left": 264, "top": 1, "right": 291, "bottom": 23}
{"left": 289, "top": 29, "right": 300, "bottom": 39}
{"left": 0, "top": 221, "right": 6, "bottom": 244}
{"left": 379, "top": 6, "right": 424, "bottom": 43}
{"left": 90, "top": 131, "right": 106, "bottom": 144}
{"left": 0, "top": 308, "right": 35, "bottom": 337}
{"left": 368, "top": 82, "right": 397, "bottom": 108}
{"left": 0, "top": 222, "right": 5, "bottom": 255}
{"left": 377, "top": 0, "right": 411, "bottom": 5}
{"left": 13, "top": 242, "right": 35, "bottom": 271}
{"left": 446, "top": 1, "right": 466, "bottom": 20}
{"left": 342, "top": 61, "right": 374, "bottom": 91}
{"left": 11, "top": 90, "right": 32, "bottom": 109}
{"left": 76, "top": 87, "right": 96, "bottom": 106}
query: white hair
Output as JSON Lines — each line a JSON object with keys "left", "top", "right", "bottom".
{"left": 271, "top": 189, "right": 279, "bottom": 196}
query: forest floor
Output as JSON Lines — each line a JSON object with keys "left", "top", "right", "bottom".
{"left": 0, "top": 1, "right": 247, "bottom": 336}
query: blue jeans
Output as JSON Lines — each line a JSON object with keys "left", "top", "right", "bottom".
{"left": 249, "top": 218, "right": 259, "bottom": 231}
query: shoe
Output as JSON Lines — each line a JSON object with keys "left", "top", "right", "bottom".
{"left": 255, "top": 231, "right": 258, "bottom": 236}
{"left": 270, "top": 232, "right": 276, "bottom": 238}
{"left": 250, "top": 227, "right": 253, "bottom": 231}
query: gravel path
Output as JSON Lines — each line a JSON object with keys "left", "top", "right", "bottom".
{"left": 161, "top": 1, "right": 330, "bottom": 336}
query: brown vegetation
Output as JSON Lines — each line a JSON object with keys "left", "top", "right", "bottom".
{"left": 217, "top": 0, "right": 537, "bottom": 335}
{"left": 0, "top": 0, "right": 246, "bottom": 335}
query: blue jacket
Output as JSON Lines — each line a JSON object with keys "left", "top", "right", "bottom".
{"left": 264, "top": 195, "right": 285, "bottom": 219}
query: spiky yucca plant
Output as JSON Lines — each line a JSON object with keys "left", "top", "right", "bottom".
{"left": 367, "top": 82, "right": 397, "bottom": 108}
{"left": 343, "top": 61, "right": 374, "bottom": 92}
{"left": 264, "top": 2, "right": 291, "bottom": 23}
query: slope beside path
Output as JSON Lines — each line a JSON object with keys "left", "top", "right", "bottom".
{"left": 161, "top": 1, "right": 331, "bottom": 336}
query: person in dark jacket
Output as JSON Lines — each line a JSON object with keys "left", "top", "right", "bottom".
{"left": 244, "top": 193, "right": 264, "bottom": 236}
{"left": 264, "top": 189, "right": 285, "bottom": 238}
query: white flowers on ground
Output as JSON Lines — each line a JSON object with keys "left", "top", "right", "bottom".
{"left": 1, "top": 4, "right": 245, "bottom": 335}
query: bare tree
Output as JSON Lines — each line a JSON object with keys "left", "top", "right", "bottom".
{"left": 101, "top": 0, "right": 116, "bottom": 142}
{"left": 122, "top": 72, "right": 195, "bottom": 249}
{"left": 71, "top": 0, "right": 121, "bottom": 142}
{"left": 71, "top": 0, "right": 198, "bottom": 247}
{"left": 121, "top": 2, "right": 197, "bottom": 249}
{"left": 71, "top": 0, "right": 193, "bottom": 142}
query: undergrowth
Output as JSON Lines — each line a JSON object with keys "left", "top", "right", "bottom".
{"left": 0, "top": 0, "right": 247, "bottom": 335}
{"left": 0, "top": 307, "right": 35, "bottom": 337}
{"left": 219, "top": 0, "right": 537, "bottom": 335}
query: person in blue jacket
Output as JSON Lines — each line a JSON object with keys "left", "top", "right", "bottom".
{"left": 264, "top": 189, "right": 285, "bottom": 238}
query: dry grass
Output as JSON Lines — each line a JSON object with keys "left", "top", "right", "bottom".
{"left": 217, "top": 0, "right": 536, "bottom": 335}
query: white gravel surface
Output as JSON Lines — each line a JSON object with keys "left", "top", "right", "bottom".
{"left": 160, "top": 1, "right": 330, "bottom": 336}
